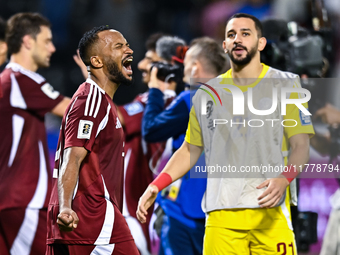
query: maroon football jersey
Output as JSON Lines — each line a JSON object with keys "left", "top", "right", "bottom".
{"left": 47, "top": 79, "right": 133, "bottom": 245}
{"left": 118, "top": 90, "right": 175, "bottom": 250}
{"left": 0, "top": 62, "right": 63, "bottom": 211}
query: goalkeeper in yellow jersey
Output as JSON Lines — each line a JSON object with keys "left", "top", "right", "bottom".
{"left": 137, "top": 13, "right": 314, "bottom": 255}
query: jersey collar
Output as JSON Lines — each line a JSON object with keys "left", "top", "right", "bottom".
{"left": 86, "top": 78, "right": 106, "bottom": 94}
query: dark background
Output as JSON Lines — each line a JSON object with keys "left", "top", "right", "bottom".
{"left": 1, "top": 0, "right": 339, "bottom": 105}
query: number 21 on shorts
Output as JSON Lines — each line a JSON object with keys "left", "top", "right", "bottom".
{"left": 277, "top": 242, "right": 295, "bottom": 255}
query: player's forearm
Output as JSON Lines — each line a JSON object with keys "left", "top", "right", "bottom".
{"left": 161, "top": 141, "right": 203, "bottom": 182}
{"left": 58, "top": 164, "right": 80, "bottom": 211}
{"left": 287, "top": 135, "right": 310, "bottom": 168}
{"left": 51, "top": 97, "right": 71, "bottom": 117}
{"left": 282, "top": 134, "right": 310, "bottom": 182}
{"left": 58, "top": 147, "right": 87, "bottom": 211}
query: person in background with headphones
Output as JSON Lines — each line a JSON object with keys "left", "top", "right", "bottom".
{"left": 141, "top": 37, "right": 228, "bottom": 255}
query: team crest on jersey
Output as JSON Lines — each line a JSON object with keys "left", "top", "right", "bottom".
{"left": 77, "top": 120, "right": 93, "bottom": 139}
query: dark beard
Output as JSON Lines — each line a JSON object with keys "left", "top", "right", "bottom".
{"left": 228, "top": 44, "right": 257, "bottom": 66}
{"left": 105, "top": 57, "right": 133, "bottom": 86}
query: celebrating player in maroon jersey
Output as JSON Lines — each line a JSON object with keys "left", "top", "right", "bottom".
{"left": 46, "top": 26, "right": 139, "bottom": 255}
{"left": 0, "top": 13, "right": 70, "bottom": 255}
{"left": 72, "top": 33, "right": 180, "bottom": 255}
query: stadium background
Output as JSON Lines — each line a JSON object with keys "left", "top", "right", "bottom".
{"left": 1, "top": 0, "right": 340, "bottom": 254}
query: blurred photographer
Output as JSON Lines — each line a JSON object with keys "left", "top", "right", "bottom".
{"left": 142, "top": 37, "right": 228, "bottom": 255}
{"left": 148, "top": 35, "right": 187, "bottom": 96}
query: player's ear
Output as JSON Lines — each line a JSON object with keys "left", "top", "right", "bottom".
{"left": 90, "top": 56, "right": 103, "bottom": 68}
{"left": 258, "top": 37, "right": 267, "bottom": 52}
{"left": 22, "top": 35, "right": 34, "bottom": 50}
{"left": 191, "top": 60, "right": 203, "bottom": 78}
{"left": 191, "top": 63, "right": 198, "bottom": 78}
{"left": 222, "top": 40, "right": 227, "bottom": 52}
{"left": 0, "top": 41, "right": 7, "bottom": 55}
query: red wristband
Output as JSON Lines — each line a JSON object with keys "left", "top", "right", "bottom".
{"left": 151, "top": 173, "right": 172, "bottom": 191}
{"left": 281, "top": 165, "right": 299, "bottom": 183}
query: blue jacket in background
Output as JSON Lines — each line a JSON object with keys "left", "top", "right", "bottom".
{"left": 142, "top": 88, "right": 206, "bottom": 228}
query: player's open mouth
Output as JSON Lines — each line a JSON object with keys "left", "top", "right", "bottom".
{"left": 122, "top": 57, "right": 133, "bottom": 75}
{"left": 232, "top": 45, "right": 247, "bottom": 55}
{"left": 233, "top": 47, "right": 246, "bottom": 55}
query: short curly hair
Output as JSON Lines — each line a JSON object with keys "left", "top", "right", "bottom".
{"left": 78, "top": 25, "right": 111, "bottom": 66}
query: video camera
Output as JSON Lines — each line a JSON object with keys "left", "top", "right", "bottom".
{"left": 150, "top": 61, "right": 185, "bottom": 95}
{"left": 261, "top": 19, "right": 326, "bottom": 78}
{"left": 261, "top": 14, "right": 333, "bottom": 115}
{"left": 150, "top": 62, "right": 184, "bottom": 84}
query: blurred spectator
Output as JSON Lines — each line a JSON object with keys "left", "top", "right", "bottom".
{"left": 142, "top": 37, "right": 228, "bottom": 255}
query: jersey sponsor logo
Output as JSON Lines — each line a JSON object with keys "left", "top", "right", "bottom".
{"left": 77, "top": 120, "right": 93, "bottom": 139}
{"left": 299, "top": 109, "right": 312, "bottom": 126}
{"left": 116, "top": 117, "right": 122, "bottom": 129}
{"left": 198, "top": 82, "right": 223, "bottom": 106}
{"left": 123, "top": 101, "right": 144, "bottom": 116}
{"left": 41, "top": 83, "right": 60, "bottom": 99}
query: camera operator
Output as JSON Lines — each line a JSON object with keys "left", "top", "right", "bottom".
{"left": 142, "top": 37, "right": 228, "bottom": 255}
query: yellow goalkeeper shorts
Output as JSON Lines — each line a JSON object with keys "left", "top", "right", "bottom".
{"left": 203, "top": 226, "right": 297, "bottom": 255}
